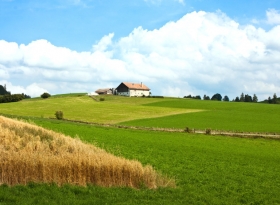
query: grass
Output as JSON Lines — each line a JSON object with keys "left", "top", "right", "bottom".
{"left": 1, "top": 117, "right": 279, "bottom": 204}
{"left": 1, "top": 94, "right": 279, "bottom": 133}
{"left": 0, "top": 95, "right": 199, "bottom": 124}
{"left": 1, "top": 95, "right": 280, "bottom": 204}
{"left": 119, "top": 99, "right": 280, "bottom": 133}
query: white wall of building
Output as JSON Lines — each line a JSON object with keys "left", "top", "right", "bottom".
{"left": 129, "top": 89, "right": 150, "bottom": 97}
{"left": 118, "top": 89, "right": 150, "bottom": 97}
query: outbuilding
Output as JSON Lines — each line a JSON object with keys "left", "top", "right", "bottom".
{"left": 95, "top": 88, "right": 113, "bottom": 95}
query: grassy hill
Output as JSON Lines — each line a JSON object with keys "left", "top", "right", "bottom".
{"left": 1, "top": 93, "right": 280, "bottom": 133}
{"left": 0, "top": 94, "right": 200, "bottom": 124}
{"left": 1, "top": 117, "right": 280, "bottom": 204}
{"left": 1, "top": 94, "right": 280, "bottom": 204}
{"left": 120, "top": 98, "right": 280, "bottom": 133}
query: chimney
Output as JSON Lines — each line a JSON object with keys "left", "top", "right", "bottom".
{"left": 141, "top": 82, "right": 142, "bottom": 87}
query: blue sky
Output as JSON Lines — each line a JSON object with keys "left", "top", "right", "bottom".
{"left": 1, "top": 0, "right": 279, "bottom": 51}
{"left": 0, "top": 0, "right": 280, "bottom": 99}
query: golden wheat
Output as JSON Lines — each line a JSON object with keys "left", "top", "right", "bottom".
{"left": 0, "top": 116, "right": 175, "bottom": 188}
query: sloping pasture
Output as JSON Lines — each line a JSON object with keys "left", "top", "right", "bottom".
{"left": 1, "top": 118, "right": 279, "bottom": 204}
{"left": 120, "top": 99, "right": 280, "bottom": 133}
{"left": 0, "top": 95, "right": 201, "bottom": 124}
{"left": 1, "top": 95, "right": 280, "bottom": 204}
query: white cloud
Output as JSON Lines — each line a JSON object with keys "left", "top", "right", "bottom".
{"left": 0, "top": 81, "right": 48, "bottom": 97}
{"left": 176, "top": 0, "right": 185, "bottom": 5}
{"left": 93, "top": 33, "right": 114, "bottom": 52}
{"left": 1, "top": 10, "right": 280, "bottom": 100}
{"left": 266, "top": 9, "right": 280, "bottom": 25}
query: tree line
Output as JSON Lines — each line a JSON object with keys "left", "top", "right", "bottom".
{"left": 0, "top": 85, "right": 31, "bottom": 103}
{"left": 265, "top": 93, "right": 279, "bottom": 104}
{"left": 184, "top": 93, "right": 279, "bottom": 104}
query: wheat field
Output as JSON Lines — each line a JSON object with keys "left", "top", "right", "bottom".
{"left": 0, "top": 116, "right": 174, "bottom": 189}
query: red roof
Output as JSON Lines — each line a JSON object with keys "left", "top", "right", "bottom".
{"left": 123, "top": 82, "right": 150, "bottom": 90}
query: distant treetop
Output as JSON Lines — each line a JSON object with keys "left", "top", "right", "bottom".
{"left": 211, "top": 93, "right": 222, "bottom": 101}
{"left": 0, "top": 85, "right": 10, "bottom": 95}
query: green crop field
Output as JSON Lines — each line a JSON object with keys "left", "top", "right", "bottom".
{"left": 1, "top": 94, "right": 280, "bottom": 204}
{"left": 119, "top": 99, "right": 280, "bottom": 133}
{"left": 1, "top": 118, "right": 280, "bottom": 204}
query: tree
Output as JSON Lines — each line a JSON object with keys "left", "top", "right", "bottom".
{"left": 223, "top": 95, "right": 229, "bottom": 101}
{"left": 203, "top": 95, "right": 210, "bottom": 100}
{"left": 195, "top": 95, "right": 201, "bottom": 100}
{"left": 252, "top": 94, "right": 258, "bottom": 103}
{"left": 0, "top": 85, "right": 10, "bottom": 95}
{"left": 184, "top": 95, "right": 192, "bottom": 99}
{"left": 211, "top": 93, "right": 222, "bottom": 101}
{"left": 272, "top": 93, "right": 278, "bottom": 104}
{"left": 41, "top": 92, "right": 51, "bottom": 99}
{"left": 240, "top": 93, "right": 245, "bottom": 102}
{"left": 244, "top": 94, "right": 252, "bottom": 102}
{"left": 234, "top": 96, "right": 240, "bottom": 102}
{"left": 268, "top": 96, "right": 272, "bottom": 104}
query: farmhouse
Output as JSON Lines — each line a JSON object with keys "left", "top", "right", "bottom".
{"left": 116, "top": 82, "right": 150, "bottom": 97}
{"left": 95, "top": 88, "right": 113, "bottom": 95}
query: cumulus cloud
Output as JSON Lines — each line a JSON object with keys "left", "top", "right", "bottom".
{"left": 266, "top": 9, "right": 280, "bottom": 25}
{"left": 1, "top": 10, "right": 280, "bottom": 99}
{"left": 0, "top": 81, "right": 48, "bottom": 97}
{"left": 93, "top": 33, "right": 114, "bottom": 52}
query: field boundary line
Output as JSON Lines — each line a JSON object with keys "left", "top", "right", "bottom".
{"left": 1, "top": 113, "right": 279, "bottom": 140}
{"left": 55, "top": 118, "right": 280, "bottom": 140}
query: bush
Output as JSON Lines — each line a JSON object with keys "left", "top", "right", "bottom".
{"left": 211, "top": 93, "right": 222, "bottom": 101}
{"left": 41, "top": 92, "right": 51, "bottom": 99}
{"left": 55, "top": 111, "right": 63, "bottom": 120}
{"left": 205, "top": 128, "right": 212, "bottom": 135}
{"left": 100, "top": 98, "right": 105, "bottom": 101}
{"left": 184, "top": 127, "right": 192, "bottom": 133}
{"left": 0, "top": 94, "right": 24, "bottom": 103}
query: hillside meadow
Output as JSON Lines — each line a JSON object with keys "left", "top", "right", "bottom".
{"left": 1, "top": 94, "right": 280, "bottom": 133}
{"left": 0, "top": 94, "right": 200, "bottom": 124}
{"left": 1, "top": 94, "right": 280, "bottom": 204}
{"left": 1, "top": 117, "right": 280, "bottom": 204}
{"left": 120, "top": 99, "right": 280, "bottom": 133}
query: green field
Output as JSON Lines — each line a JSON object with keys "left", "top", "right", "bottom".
{"left": 120, "top": 99, "right": 280, "bottom": 133}
{"left": 0, "top": 94, "right": 199, "bottom": 124}
{"left": 1, "top": 94, "right": 280, "bottom": 204}
{"left": 1, "top": 118, "right": 280, "bottom": 204}
{"left": 1, "top": 94, "right": 280, "bottom": 132}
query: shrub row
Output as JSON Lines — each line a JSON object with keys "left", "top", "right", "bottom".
{"left": 0, "top": 94, "right": 25, "bottom": 103}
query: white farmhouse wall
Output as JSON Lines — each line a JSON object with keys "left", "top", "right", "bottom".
{"left": 118, "top": 90, "right": 150, "bottom": 97}
{"left": 129, "top": 89, "right": 150, "bottom": 97}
